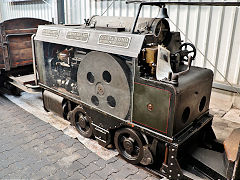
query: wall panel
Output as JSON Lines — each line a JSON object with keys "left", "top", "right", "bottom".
{"left": 0, "top": 0, "right": 54, "bottom": 22}
{"left": 0, "top": 0, "right": 239, "bottom": 91}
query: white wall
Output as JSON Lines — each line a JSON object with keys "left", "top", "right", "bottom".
{"left": 0, "top": 0, "right": 239, "bottom": 91}
{"left": 0, "top": 0, "right": 55, "bottom": 22}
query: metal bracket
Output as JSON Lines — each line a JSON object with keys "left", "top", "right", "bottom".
{"left": 160, "top": 144, "right": 183, "bottom": 180}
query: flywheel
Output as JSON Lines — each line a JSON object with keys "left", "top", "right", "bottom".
{"left": 77, "top": 51, "right": 131, "bottom": 119}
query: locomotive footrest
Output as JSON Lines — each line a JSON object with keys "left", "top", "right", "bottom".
{"left": 8, "top": 74, "right": 40, "bottom": 93}
{"left": 186, "top": 129, "right": 240, "bottom": 180}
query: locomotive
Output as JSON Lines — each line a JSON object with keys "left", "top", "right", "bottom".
{"left": 32, "top": 2, "right": 240, "bottom": 179}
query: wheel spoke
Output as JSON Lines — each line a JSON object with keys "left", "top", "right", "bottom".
{"left": 120, "top": 135, "right": 127, "bottom": 143}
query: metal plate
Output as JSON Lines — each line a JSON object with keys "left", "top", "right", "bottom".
{"left": 66, "top": 31, "right": 89, "bottom": 42}
{"left": 77, "top": 51, "right": 131, "bottom": 119}
{"left": 132, "top": 82, "right": 171, "bottom": 134}
{"left": 35, "top": 25, "right": 145, "bottom": 58}
{"left": 98, "top": 34, "right": 131, "bottom": 48}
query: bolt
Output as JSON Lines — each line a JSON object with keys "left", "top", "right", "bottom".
{"left": 147, "top": 103, "right": 153, "bottom": 111}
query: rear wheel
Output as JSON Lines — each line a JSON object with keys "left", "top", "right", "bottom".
{"left": 114, "top": 128, "right": 144, "bottom": 164}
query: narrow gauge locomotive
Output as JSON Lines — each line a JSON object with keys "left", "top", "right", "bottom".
{"left": 0, "top": 18, "right": 50, "bottom": 92}
{"left": 32, "top": 2, "right": 240, "bottom": 179}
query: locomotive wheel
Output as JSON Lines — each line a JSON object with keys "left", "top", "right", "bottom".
{"left": 71, "top": 106, "right": 93, "bottom": 138}
{"left": 114, "top": 128, "right": 144, "bottom": 164}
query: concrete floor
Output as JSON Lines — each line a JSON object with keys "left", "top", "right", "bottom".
{"left": 0, "top": 94, "right": 159, "bottom": 180}
{"left": 210, "top": 89, "right": 240, "bottom": 142}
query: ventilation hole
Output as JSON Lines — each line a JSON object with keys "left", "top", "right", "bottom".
{"left": 91, "top": 95, "right": 99, "bottom": 106}
{"left": 103, "top": 71, "right": 111, "bottom": 83}
{"left": 199, "top": 96, "right": 206, "bottom": 112}
{"left": 87, "top": 72, "right": 94, "bottom": 83}
{"left": 107, "top": 96, "right": 116, "bottom": 108}
{"left": 182, "top": 107, "right": 190, "bottom": 124}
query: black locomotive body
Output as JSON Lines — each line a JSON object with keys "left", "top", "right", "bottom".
{"left": 33, "top": 2, "right": 240, "bottom": 179}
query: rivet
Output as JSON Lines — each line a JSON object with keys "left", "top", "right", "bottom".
{"left": 171, "top": 156, "right": 174, "bottom": 159}
{"left": 172, "top": 149, "right": 175, "bottom": 151}
{"left": 169, "top": 175, "right": 171, "bottom": 178}
{"left": 169, "top": 170, "right": 172, "bottom": 173}
{"left": 178, "top": 174, "right": 181, "bottom": 177}
{"left": 147, "top": 103, "right": 153, "bottom": 111}
{"left": 170, "top": 163, "right": 173, "bottom": 166}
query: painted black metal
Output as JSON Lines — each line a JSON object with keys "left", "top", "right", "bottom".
{"left": 188, "top": 157, "right": 226, "bottom": 180}
{"left": 39, "top": 82, "right": 174, "bottom": 144}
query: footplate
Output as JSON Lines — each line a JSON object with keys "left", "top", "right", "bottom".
{"left": 188, "top": 128, "right": 240, "bottom": 180}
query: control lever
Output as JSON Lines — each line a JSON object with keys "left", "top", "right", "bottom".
{"left": 168, "top": 55, "right": 193, "bottom": 86}
{"left": 176, "top": 55, "right": 193, "bottom": 76}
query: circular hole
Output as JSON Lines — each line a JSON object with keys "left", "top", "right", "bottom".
{"left": 182, "top": 107, "right": 190, "bottom": 123}
{"left": 87, "top": 72, "right": 94, "bottom": 83}
{"left": 103, "top": 71, "right": 111, "bottom": 83}
{"left": 91, "top": 95, "right": 99, "bottom": 106}
{"left": 107, "top": 96, "right": 116, "bottom": 108}
{"left": 199, "top": 96, "right": 206, "bottom": 112}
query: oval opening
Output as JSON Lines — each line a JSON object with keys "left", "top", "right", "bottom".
{"left": 87, "top": 72, "right": 94, "bottom": 84}
{"left": 91, "top": 95, "right": 99, "bottom": 106}
{"left": 102, "top": 71, "right": 111, "bottom": 83}
{"left": 182, "top": 107, "right": 190, "bottom": 124}
{"left": 107, "top": 96, "right": 116, "bottom": 108}
{"left": 199, "top": 96, "right": 206, "bottom": 112}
